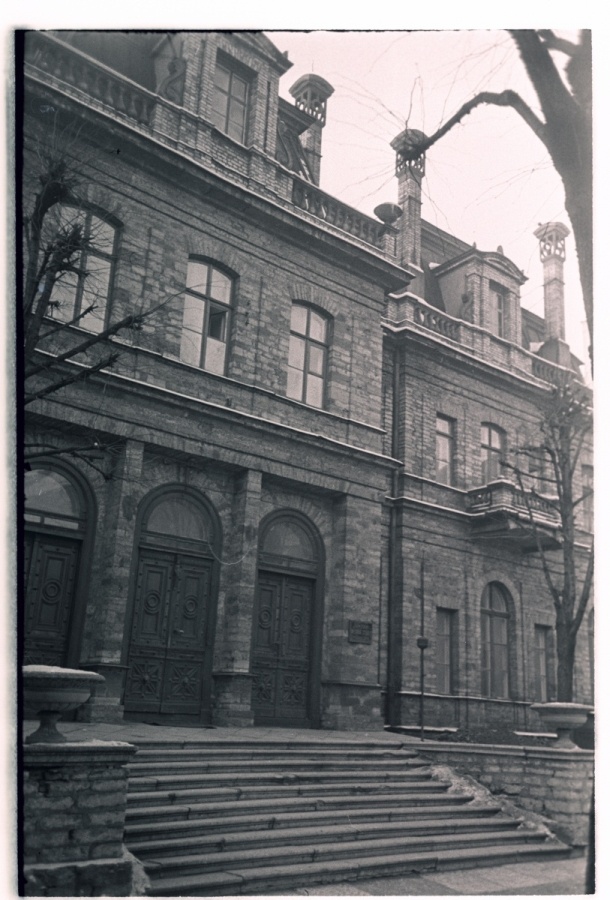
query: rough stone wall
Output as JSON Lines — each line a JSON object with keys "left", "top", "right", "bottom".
{"left": 22, "top": 743, "right": 137, "bottom": 896}
{"left": 417, "top": 742, "right": 594, "bottom": 847}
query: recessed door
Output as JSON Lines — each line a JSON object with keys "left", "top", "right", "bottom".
{"left": 124, "top": 550, "right": 214, "bottom": 720}
{"left": 252, "top": 573, "right": 314, "bottom": 726}
{"left": 24, "top": 533, "right": 80, "bottom": 666}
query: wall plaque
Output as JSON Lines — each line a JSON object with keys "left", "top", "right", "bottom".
{"left": 348, "top": 620, "right": 373, "bottom": 644}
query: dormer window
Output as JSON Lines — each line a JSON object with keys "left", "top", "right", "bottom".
{"left": 211, "top": 57, "right": 249, "bottom": 143}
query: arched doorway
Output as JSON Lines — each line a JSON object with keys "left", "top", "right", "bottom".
{"left": 24, "top": 463, "right": 94, "bottom": 667}
{"left": 252, "top": 511, "right": 324, "bottom": 727}
{"left": 123, "top": 488, "right": 221, "bottom": 724}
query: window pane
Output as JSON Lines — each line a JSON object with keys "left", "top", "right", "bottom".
{"left": 25, "top": 470, "right": 81, "bottom": 517}
{"left": 186, "top": 262, "right": 209, "bottom": 295}
{"left": 204, "top": 337, "right": 226, "bottom": 374}
{"left": 291, "top": 304, "right": 308, "bottom": 335}
{"left": 215, "top": 64, "right": 231, "bottom": 93}
{"left": 308, "top": 344, "right": 325, "bottom": 376}
{"left": 306, "top": 373, "right": 324, "bottom": 408}
{"left": 491, "top": 429, "right": 502, "bottom": 450}
{"left": 309, "top": 311, "right": 327, "bottom": 343}
{"left": 147, "top": 498, "right": 207, "bottom": 540}
{"left": 227, "top": 102, "right": 246, "bottom": 141}
{"left": 263, "top": 520, "right": 315, "bottom": 560}
{"left": 208, "top": 307, "right": 227, "bottom": 341}
{"left": 80, "top": 255, "right": 112, "bottom": 332}
{"left": 287, "top": 367, "right": 304, "bottom": 401}
{"left": 231, "top": 73, "right": 248, "bottom": 102}
{"left": 209, "top": 269, "right": 231, "bottom": 304}
{"left": 289, "top": 335, "right": 305, "bottom": 369}
{"left": 91, "top": 216, "right": 116, "bottom": 254}
{"left": 180, "top": 294, "right": 205, "bottom": 365}
{"left": 50, "top": 271, "right": 79, "bottom": 323}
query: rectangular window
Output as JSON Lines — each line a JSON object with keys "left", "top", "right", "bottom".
{"left": 481, "top": 423, "right": 504, "bottom": 483}
{"left": 491, "top": 285, "right": 508, "bottom": 338}
{"left": 436, "top": 608, "right": 458, "bottom": 694}
{"left": 210, "top": 59, "right": 250, "bottom": 143}
{"left": 533, "top": 625, "right": 553, "bottom": 702}
{"left": 436, "top": 415, "right": 455, "bottom": 485}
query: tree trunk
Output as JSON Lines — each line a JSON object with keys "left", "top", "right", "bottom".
{"left": 555, "top": 619, "right": 576, "bottom": 702}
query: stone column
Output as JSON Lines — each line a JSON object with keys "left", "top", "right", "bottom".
{"left": 212, "top": 468, "right": 262, "bottom": 725}
{"left": 78, "top": 440, "right": 145, "bottom": 722}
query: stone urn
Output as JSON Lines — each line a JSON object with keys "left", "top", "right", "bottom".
{"left": 23, "top": 665, "right": 105, "bottom": 744}
{"left": 531, "top": 701, "right": 592, "bottom": 749}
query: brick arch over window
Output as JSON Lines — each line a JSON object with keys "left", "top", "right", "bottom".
{"left": 289, "top": 283, "right": 341, "bottom": 318}
{"left": 480, "top": 581, "right": 518, "bottom": 699}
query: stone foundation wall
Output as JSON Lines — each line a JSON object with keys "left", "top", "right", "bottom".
{"left": 22, "top": 741, "right": 138, "bottom": 896}
{"left": 416, "top": 740, "right": 594, "bottom": 846}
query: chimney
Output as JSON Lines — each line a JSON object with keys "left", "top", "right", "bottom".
{"left": 391, "top": 129, "right": 426, "bottom": 269}
{"left": 289, "top": 74, "right": 334, "bottom": 186}
{"left": 534, "top": 222, "right": 572, "bottom": 368}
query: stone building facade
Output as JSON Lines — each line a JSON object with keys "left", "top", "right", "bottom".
{"left": 22, "top": 31, "right": 593, "bottom": 733}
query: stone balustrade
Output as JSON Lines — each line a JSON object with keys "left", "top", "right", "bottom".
{"left": 292, "top": 179, "right": 387, "bottom": 249}
{"left": 25, "top": 32, "right": 156, "bottom": 126}
{"left": 467, "top": 480, "right": 559, "bottom": 524}
{"left": 387, "top": 294, "right": 575, "bottom": 387}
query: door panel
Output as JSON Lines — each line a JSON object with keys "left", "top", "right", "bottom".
{"left": 24, "top": 533, "right": 80, "bottom": 666}
{"left": 125, "top": 551, "right": 213, "bottom": 719}
{"left": 252, "top": 573, "right": 314, "bottom": 725}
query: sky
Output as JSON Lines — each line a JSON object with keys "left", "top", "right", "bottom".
{"left": 269, "top": 29, "right": 590, "bottom": 374}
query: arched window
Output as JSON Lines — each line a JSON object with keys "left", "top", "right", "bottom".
{"left": 480, "top": 423, "right": 505, "bottom": 483}
{"left": 287, "top": 303, "right": 330, "bottom": 408}
{"left": 481, "top": 582, "right": 511, "bottom": 698}
{"left": 139, "top": 490, "right": 218, "bottom": 551}
{"left": 24, "top": 467, "right": 86, "bottom": 533}
{"left": 44, "top": 205, "right": 117, "bottom": 333}
{"left": 179, "top": 259, "right": 234, "bottom": 374}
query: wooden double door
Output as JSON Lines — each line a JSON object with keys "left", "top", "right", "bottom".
{"left": 124, "top": 549, "right": 215, "bottom": 722}
{"left": 24, "top": 532, "right": 80, "bottom": 666}
{"left": 251, "top": 573, "right": 316, "bottom": 726}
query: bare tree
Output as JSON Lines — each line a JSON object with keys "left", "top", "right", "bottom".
{"left": 402, "top": 30, "right": 593, "bottom": 362}
{"left": 506, "top": 375, "right": 593, "bottom": 701}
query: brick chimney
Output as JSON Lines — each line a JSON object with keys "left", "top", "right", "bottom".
{"left": 289, "top": 74, "right": 334, "bottom": 186}
{"left": 391, "top": 129, "right": 426, "bottom": 269}
{"left": 534, "top": 222, "right": 572, "bottom": 367}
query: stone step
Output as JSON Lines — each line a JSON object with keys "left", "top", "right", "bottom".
{"left": 142, "top": 828, "right": 548, "bottom": 878}
{"left": 128, "top": 814, "right": 521, "bottom": 859}
{"left": 132, "top": 745, "right": 419, "bottom": 762}
{"left": 146, "top": 841, "right": 570, "bottom": 896}
{"left": 132, "top": 739, "right": 418, "bottom": 755}
{"left": 128, "top": 757, "right": 426, "bottom": 777}
{"left": 127, "top": 777, "right": 443, "bottom": 807}
{"left": 125, "top": 799, "right": 491, "bottom": 842}
{"left": 126, "top": 788, "right": 473, "bottom": 825}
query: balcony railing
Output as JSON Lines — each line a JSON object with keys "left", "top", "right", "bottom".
{"left": 413, "top": 300, "right": 461, "bottom": 342}
{"left": 467, "top": 480, "right": 560, "bottom": 550}
{"left": 292, "top": 180, "right": 386, "bottom": 249}
{"left": 26, "top": 32, "right": 156, "bottom": 126}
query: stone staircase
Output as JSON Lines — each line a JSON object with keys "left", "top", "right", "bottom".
{"left": 124, "top": 737, "right": 570, "bottom": 896}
